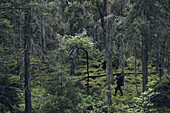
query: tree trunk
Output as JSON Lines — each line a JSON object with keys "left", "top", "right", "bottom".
{"left": 16, "top": 12, "right": 24, "bottom": 81}
{"left": 41, "top": 16, "right": 46, "bottom": 63}
{"left": 121, "top": 54, "right": 124, "bottom": 78}
{"left": 134, "top": 42, "right": 138, "bottom": 94}
{"left": 155, "top": 38, "right": 160, "bottom": 72}
{"left": 24, "top": 8, "right": 32, "bottom": 113}
{"left": 86, "top": 51, "right": 89, "bottom": 94}
{"left": 96, "top": 0, "right": 107, "bottom": 50}
{"left": 134, "top": 53, "right": 138, "bottom": 94}
{"left": 69, "top": 56, "right": 75, "bottom": 75}
{"left": 106, "top": 1, "right": 112, "bottom": 108}
{"left": 19, "top": 33, "right": 24, "bottom": 81}
{"left": 142, "top": 31, "right": 148, "bottom": 92}
{"left": 19, "top": 14, "right": 24, "bottom": 81}
{"left": 159, "top": 44, "right": 165, "bottom": 80}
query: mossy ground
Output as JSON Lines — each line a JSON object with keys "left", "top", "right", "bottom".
{"left": 75, "top": 55, "right": 170, "bottom": 112}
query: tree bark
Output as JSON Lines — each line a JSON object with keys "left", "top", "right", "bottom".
{"left": 141, "top": 30, "right": 148, "bottom": 92}
{"left": 41, "top": 16, "right": 46, "bottom": 63}
{"left": 86, "top": 51, "right": 89, "bottom": 94}
{"left": 159, "top": 44, "right": 165, "bottom": 80}
{"left": 96, "top": 0, "right": 107, "bottom": 50}
{"left": 19, "top": 13, "right": 24, "bottom": 81}
{"left": 106, "top": 1, "right": 112, "bottom": 108}
{"left": 134, "top": 51, "right": 138, "bottom": 94}
{"left": 16, "top": 11, "right": 24, "bottom": 81}
{"left": 19, "top": 31, "right": 24, "bottom": 81}
{"left": 24, "top": 8, "right": 32, "bottom": 113}
{"left": 121, "top": 54, "right": 124, "bottom": 78}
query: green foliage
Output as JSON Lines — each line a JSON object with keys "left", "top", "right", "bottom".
{"left": 59, "top": 30, "right": 96, "bottom": 53}
{"left": 127, "top": 88, "right": 159, "bottom": 113}
{"left": 153, "top": 75, "right": 170, "bottom": 108}
{"left": 123, "top": 76, "right": 170, "bottom": 113}
{"left": 78, "top": 93, "right": 108, "bottom": 112}
{"left": 0, "top": 18, "right": 13, "bottom": 28}
{"left": 0, "top": 0, "right": 169, "bottom": 112}
{"left": 37, "top": 74, "right": 83, "bottom": 113}
{"left": 125, "top": 56, "right": 142, "bottom": 72}
{"left": 0, "top": 74, "right": 21, "bottom": 112}
{"left": 0, "top": 45, "right": 22, "bottom": 113}
{"left": 28, "top": 50, "right": 82, "bottom": 112}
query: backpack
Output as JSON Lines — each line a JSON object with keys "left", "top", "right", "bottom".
{"left": 119, "top": 76, "right": 124, "bottom": 86}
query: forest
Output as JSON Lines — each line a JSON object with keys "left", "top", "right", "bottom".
{"left": 0, "top": 0, "right": 170, "bottom": 113}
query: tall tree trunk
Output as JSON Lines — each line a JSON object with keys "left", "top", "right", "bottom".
{"left": 141, "top": 30, "right": 148, "bottom": 92}
{"left": 159, "top": 44, "right": 165, "bottom": 80}
{"left": 121, "top": 54, "right": 124, "bottom": 78}
{"left": 86, "top": 51, "right": 89, "bottom": 94}
{"left": 41, "top": 16, "right": 46, "bottom": 63}
{"left": 16, "top": 12, "right": 24, "bottom": 81}
{"left": 121, "top": 54, "right": 125, "bottom": 92}
{"left": 19, "top": 13, "right": 24, "bottom": 81}
{"left": 69, "top": 56, "right": 75, "bottom": 75}
{"left": 155, "top": 38, "right": 160, "bottom": 71}
{"left": 24, "top": 8, "right": 32, "bottom": 113}
{"left": 106, "top": 1, "right": 112, "bottom": 108}
{"left": 96, "top": 2, "right": 113, "bottom": 106}
{"left": 134, "top": 50, "right": 138, "bottom": 94}
{"left": 19, "top": 30, "right": 24, "bottom": 81}
{"left": 96, "top": 0, "right": 107, "bottom": 50}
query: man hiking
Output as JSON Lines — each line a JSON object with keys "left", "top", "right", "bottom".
{"left": 114, "top": 74, "right": 124, "bottom": 96}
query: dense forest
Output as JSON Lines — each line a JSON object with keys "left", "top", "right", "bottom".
{"left": 0, "top": 0, "right": 170, "bottom": 113}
